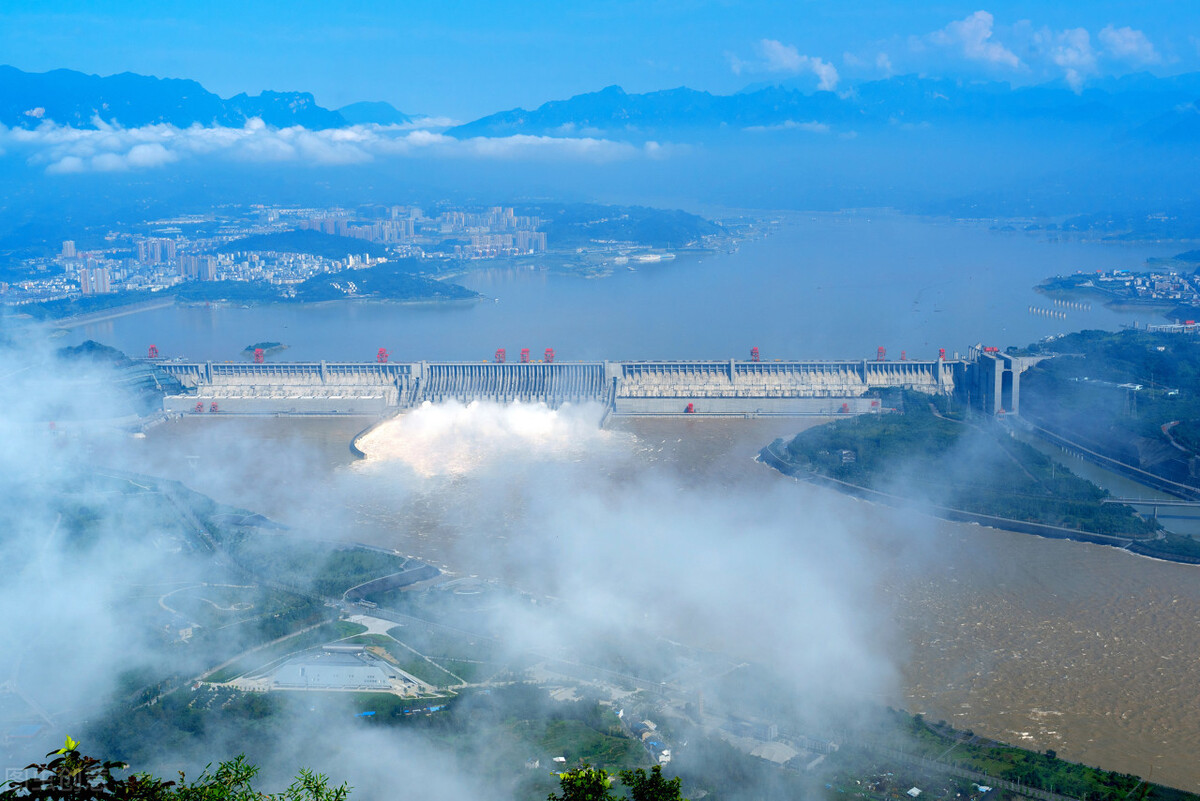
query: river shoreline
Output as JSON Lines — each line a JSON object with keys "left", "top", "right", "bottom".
{"left": 758, "top": 438, "right": 1200, "bottom": 566}
{"left": 28, "top": 291, "right": 487, "bottom": 330}
{"left": 49, "top": 296, "right": 178, "bottom": 328}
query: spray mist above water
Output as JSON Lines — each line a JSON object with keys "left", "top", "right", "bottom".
{"left": 344, "top": 397, "right": 896, "bottom": 720}
{"left": 353, "top": 400, "right": 627, "bottom": 478}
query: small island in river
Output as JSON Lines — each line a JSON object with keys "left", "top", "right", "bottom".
{"left": 243, "top": 341, "right": 287, "bottom": 357}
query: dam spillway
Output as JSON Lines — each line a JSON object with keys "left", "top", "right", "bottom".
{"left": 158, "top": 361, "right": 414, "bottom": 414}
{"left": 421, "top": 362, "right": 608, "bottom": 405}
{"left": 154, "top": 357, "right": 968, "bottom": 418}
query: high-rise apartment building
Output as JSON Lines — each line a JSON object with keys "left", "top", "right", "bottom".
{"left": 78, "top": 267, "right": 111, "bottom": 295}
{"left": 179, "top": 254, "right": 200, "bottom": 279}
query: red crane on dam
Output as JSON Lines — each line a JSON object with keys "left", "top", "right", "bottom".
{"left": 495, "top": 348, "right": 506, "bottom": 363}
{"left": 545, "top": 348, "right": 555, "bottom": 363}
{"left": 751, "top": 347, "right": 760, "bottom": 362}
{"left": 147, "top": 344, "right": 159, "bottom": 359}
{"left": 877, "top": 347, "right": 886, "bottom": 361}
{"left": 520, "top": 348, "right": 530, "bottom": 363}
{"left": 377, "top": 348, "right": 389, "bottom": 363}
{"left": 253, "top": 348, "right": 265, "bottom": 364}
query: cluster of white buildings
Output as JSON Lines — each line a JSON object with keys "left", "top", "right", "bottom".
{"left": 2, "top": 202, "right": 554, "bottom": 307}
{"left": 296, "top": 204, "right": 549, "bottom": 258}
{"left": 1093, "top": 269, "right": 1200, "bottom": 304}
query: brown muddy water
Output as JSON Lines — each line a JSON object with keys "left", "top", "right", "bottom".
{"left": 125, "top": 413, "right": 1200, "bottom": 791}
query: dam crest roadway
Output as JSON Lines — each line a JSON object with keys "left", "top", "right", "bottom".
{"left": 149, "top": 353, "right": 1006, "bottom": 419}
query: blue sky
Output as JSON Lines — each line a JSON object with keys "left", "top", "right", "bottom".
{"left": 0, "top": 1, "right": 1196, "bottom": 118}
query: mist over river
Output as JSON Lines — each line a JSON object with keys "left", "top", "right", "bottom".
{"left": 60, "top": 211, "right": 1200, "bottom": 791}
{"left": 116, "top": 413, "right": 1200, "bottom": 791}
{"left": 63, "top": 211, "right": 1179, "bottom": 363}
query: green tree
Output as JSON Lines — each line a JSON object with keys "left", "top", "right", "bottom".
{"left": 0, "top": 737, "right": 172, "bottom": 801}
{"left": 547, "top": 765, "right": 617, "bottom": 801}
{"left": 170, "top": 755, "right": 347, "bottom": 801}
{"left": 1, "top": 740, "right": 348, "bottom": 801}
{"left": 619, "top": 765, "right": 686, "bottom": 801}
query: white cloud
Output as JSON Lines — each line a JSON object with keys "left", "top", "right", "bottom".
{"left": 454, "top": 133, "right": 650, "bottom": 160}
{"left": 759, "top": 38, "right": 805, "bottom": 73}
{"left": 929, "top": 10, "right": 1021, "bottom": 68}
{"left": 1099, "top": 24, "right": 1161, "bottom": 65}
{"left": 743, "top": 120, "right": 831, "bottom": 133}
{"left": 124, "top": 142, "right": 178, "bottom": 168}
{"left": 729, "top": 39, "right": 840, "bottom": 90}
{"left": 808, "top": 57, "right": 840, "bottom": 91}
{"left": 395, "top": 116, "right": 460, "bottom": 130}
{"left": 0, "top": 119, "right": 665, "bottom": 175}
{"left": 876, "top": 52, "right": 894, "bottom": 75}
{"left": 45, "top": 155, "right": 84, "bottom": 174}
{"left": 909, "top": 13, "right": 1163, "bottom": 88}
{"left": 1039, "top": 26, "right": 1096, "bottom": 92}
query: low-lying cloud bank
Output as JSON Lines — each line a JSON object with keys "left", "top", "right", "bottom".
{"left": 0, "top": 342, "right": 897, "bottom": 792}
{"left": 349, "top": 400, "right": 898, "bottom": 717}
{"left": 0, "top": 118, "right": 669, "bottom": 174}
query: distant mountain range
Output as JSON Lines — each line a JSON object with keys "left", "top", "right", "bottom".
{"left": 0, "top": 66, "right": 408, "bottom": 129}
{"left": 447, "top": 74, "right": 1200, "bottom": 140}
{"left": 5, "top": 63, "right": 1200, "bottom": 145}
{"left": 336, "top": 100, "right": 410, "bottom": 126}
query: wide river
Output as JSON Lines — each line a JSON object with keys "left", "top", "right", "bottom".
{"left": 64, "top": 211, "right": 1177, "bottom": 362}
{"left": 124, "top": 413, "right": 1200, "bottom": 791}
{"left": 78, "top": 212, "right": 1200, "bottom": 790}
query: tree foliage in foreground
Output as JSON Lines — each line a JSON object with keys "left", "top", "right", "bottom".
{"left": 3, "top": 742, "right": 689, "bottom": 801}
{"left": 618, "top": 766, "right": 685, "bottom": 801}
{"left": 547, "top": 764, "right": 686, "bottom": 801}
{"left": 0, "top": 739, "right": 348, "bottom": 801}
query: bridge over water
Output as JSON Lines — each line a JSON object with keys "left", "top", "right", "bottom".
{"left": 154, "top": 357, "right": 968, "bottom": 418}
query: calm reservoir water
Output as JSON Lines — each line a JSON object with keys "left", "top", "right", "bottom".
{"left": 65, "top": 212, "right": 1178, "bottom": 362}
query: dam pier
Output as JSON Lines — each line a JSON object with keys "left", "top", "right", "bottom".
{"left": 150, "top": 350, "right": 1026, "bottom": 418}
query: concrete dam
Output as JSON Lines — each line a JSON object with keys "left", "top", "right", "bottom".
{"left": 155, "top": 356, "right": 972, "bottom": 418}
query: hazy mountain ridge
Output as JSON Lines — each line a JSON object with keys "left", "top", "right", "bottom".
{"left": 448, "top": 74, "right": 1200, "bottom": 139}
{"left": 6, "top": 65, "right": 1200, "bottom": 232}
{"left": 7, "top": 64, "right": 1200, "bottom": 140}
{"left": 0, "top": 66, "right": 407, "bottom": 130}
{"left": 336, "top": 100, "right": 411, "bottom": 126}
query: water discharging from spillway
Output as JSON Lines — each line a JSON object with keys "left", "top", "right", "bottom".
{"left": 351, "top": 399, "right": 624, "bottom": 477}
